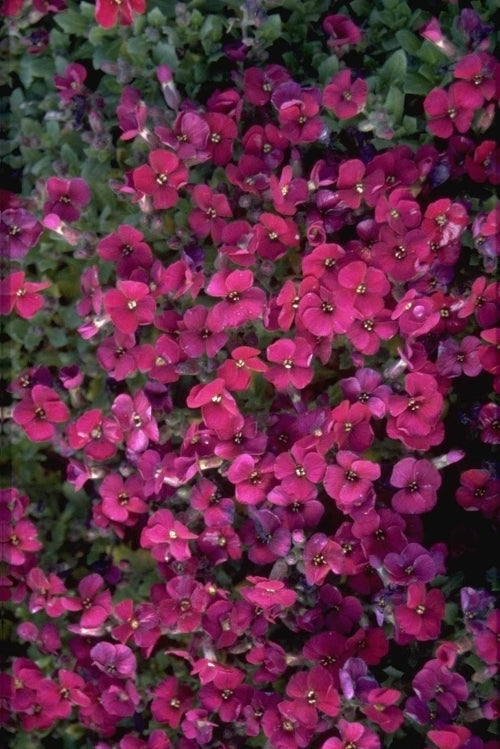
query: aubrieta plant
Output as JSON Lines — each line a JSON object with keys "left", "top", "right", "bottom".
{"left": 1, "top": 0, "right": 499, "bottom": 748}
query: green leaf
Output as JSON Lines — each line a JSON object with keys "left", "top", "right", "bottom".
{"left": 403, "top": 72, "right": 432, "bottom": 95}
{"left": 317, "top": 55, "right": 339, "bottom": 85}
{"left": 258, "top": 14, "right": 282, "bottom": 43}
{"left": 55, "top": 8, "right": 93, "bottom": 36}
{"left": 395, "top": 29, "right": 422, "bottom": 55}
{"left": 380, "top": 49, "right": 407, "bottom": 87}
{"left": 385, "top": 85, "right": 405, "bottom": 123}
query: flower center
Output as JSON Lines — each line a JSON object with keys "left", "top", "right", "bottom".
{"left": 227, "top": 291, "right": 240, "bottom": 302}
{"left": 407, "top": 397, "right": 419, "bottom": 412}
{"left": 295, "top": 465, "right": 306, "bottom": 477}
{"left": 127, "top": 300, "right": 137, "bottom": 310}
{"left": 321, "top": 301, "right": 334, "bottom": 313}
{"left": 9, "top": 225, "right": 21, "bottom": 236}
{"left": 156, "top": 173, "right": 168, "bottom": 185}
{"left": 407, "top": 481, "right": 419, "bottom": 493}
{"left": 283, "top": 358, "right": 293, "bottom": 369}
{"left": 35, "top": 407, "right": 46, "bottom": 420}
{"left": 210, "top": 132, "right": 221, "bottom": 143}
{"left": 356, "top": 283, "right": 366, "bottom": 294}
{"left": 312, "top": 553, "right": 325, "bottom": 566}
{"left": 345, "top": 469, "right": 358, "bottom": 482}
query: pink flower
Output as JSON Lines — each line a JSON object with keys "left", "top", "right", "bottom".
{"left": 72, "top": 573, "right": 113, "bottom": 629}
{"left": 12, "top": 385, "right": 69, "bottom": 442}
{"left": 243, "top": 64, "right": 291, "bottom": 106}
{"left": 387, "top": 372, "right": 444, "bottom": 449}
{"left": 188, "top": 184, "right": 232, "bottom": 244}
{"left": 1, "top": 518, "right": 42, "bottom": 566}
{"left": 98, "top": 473, "right": 148, "bottom": 524}
{"left": 226, "top": 452, "right": 276, "bottom": 506}
{"left": 0, "top": 272, "right": 50, "bottom": 319}
{"left": 187, "top": 378, "right": 244, "bottom": 439}
{"left": 205, "top": 269, "right": 266, "bottom": 331}
{"left": 337, "top": 260, "right": 390, "bottom": 317}
{"left": 394, "top": 582, "right": 445, "bottom": 642}
{"left": 265, "top": 337, "right": 314, "bottom": 390}
{"left": 95, "top": 0, "right": 145, "bottom": 28}
{"left": 302, "top": 533, "right": 343, "bottom": 585}
{"left": 424, "top": 83, "right": 483, "bottom": 138}
{"left": 390, "top": 457, "right": 442, "bottom": 514}
{"left": 323, "top": 14, "right": 362, "bottom": 50}
{"left": 272, "top": 82, "right": 324, "bottom": 145}
{"left": 455, "top": 468, "right": 500, "bottom": 518}
{"left": 158, "top": 575, "right": 210, "bottom": 633}
{"left": 103, "top": 280, "right": 155, "bottom": 334}
{"left": 249, "top": 213, "right": 299, "bottom": 261}
{"left": 330, "top": 400, "right": 374, "bottom": 452}
{"left": 140, "top": 509, "right": 197, "bottom": 563}
{"left": 478, "top": 403, "right": 500, "bottom": 444}
{"left": 67, "top": 409, "right": 122, "bottom": 461}
{"left": 43, "top": 177, "right": 91, "bottom": 222}
{"left": 320, "top": 718, "right": 380, "bottom": 749}
{"left": 53, "top": 62, "right": 87, "bottom": 103}
{"left": 150, "top": 676, "right": 192, "bottom": 728}
{"left": 262, "top": 700, "right": 317, "bottom": 749}
{"left": 97, "top": 224, "right": 153, "bottom": 277}
{"left": 179, "top": 305, "right": 228, "bottom": 359}
{"left": 384, "top": 542, "right": 437, "bottom": 586}
{"left": 156, "top": 110, "right": 210, "bottom": 162}
{"left": 216, "top": 345, "right": 267, "bottom": 391}
{"left": 473, "top": 609, "right": 500, "bottom": 665}
{"left": 0, "top": 208, "right": 42, "bottom": 260}
{"left": 199, "top": 665, "right": 252, "bottom": 722}
{"left": 90, "top": 641, "right": 136, "bottom": 679}
{"left": 204, "top": 111, "right": 238, "bottom": 166}
{"left": 132, "top": 150, "right": 188, "bottom": 209}
{"left": 111, "top": 390, "right": 159, "bottom": 453}
{"left": 286, "top": 665, "right": 341, "bottom": 718}
{"left": 323, "top": 70, "right": 368, "bottom": 119}
{"left": 324, "top": 451, "right": 380, "bottom": 514}
{"left": 362, "top": 688, "right": 404, "bottom": 733}
{"left": 111, "top": 598, "right": 160, "bottom": 653}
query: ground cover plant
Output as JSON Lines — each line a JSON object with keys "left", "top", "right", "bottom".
{"left": 1, "top": 0, "right": 499, "bottom": 747}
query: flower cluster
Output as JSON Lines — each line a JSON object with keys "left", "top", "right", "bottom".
{"left": 3, "top": 1, "right": 499, "bottom": 749}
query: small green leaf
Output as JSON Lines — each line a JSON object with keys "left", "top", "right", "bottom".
{"left": 318, "top": 55, "right": 339, "bottom": 85}
{"left": 258, "top": 14, "right": 282, "bottom": 43}
{"left": 55, "top": 8, "right": 93, "bottom": 36}
{"left": 380, "top": 49, "right": 407, "bottom": 87}
{"left": 404, "top": 72, "right": 432, "bottom": 95}
{"left": 395, "top": 29, "right": 422, "bottom": 55}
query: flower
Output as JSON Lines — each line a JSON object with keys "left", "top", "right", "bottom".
{"left": 390, "top": 458, "right": 442, "bottom": 514}
{"left": 323, "top": 70, "right": 368, "bottom": 119}
{"left": 132, "top": 150, "right": 188, "bottom": 209}
{"left": 43, "top": 177, "right": 91, "bottom": 222}
{"left": 0, "top": 272, "right": 50, "bottom": 319}
{"left": 103, "top": 280, "right": 156, "bottom": 334}
{"left": 12, "top": 385, "right": 69, "bottom": 442}
{"left": 95, "top": 0, "right": 145, "bottom": 28}
{"left": 424, "top": 83, "right": 483, "bottom": 138}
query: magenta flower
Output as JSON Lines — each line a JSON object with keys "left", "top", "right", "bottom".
{"left": 436, "top": 335, "right": 483, "bottom": 377}
{"left": 43, "top": 177, "right": 91, "bottom": 222}
{"left": 226, "top": 452, "right": 276, "bottom": 506}
{"left": 297, "top": 278, "right": 354, "bottom": 337}
{"left": 97, "top": 224, "right": 153, "bottom": 277}
{"left": 111, "top": 598, "right": 160, "bottom": 653}
{"left": 324, "top": 451, "right": 380, "bottom": 514}
{"left": 179, "top": 305, "right": 228, "bottom": 359}
{"left": 132, "top": 150, "right": 188, "bottom": 209}
{"left": 188, "top": 184, "right": 232, "bottom": 244}
{"left": 111, "top": 391, "right": 159, "bottom": 453}
{"left": 387, "top": 372, "right": 444, "bottom": 449}
{"left": 478, "top": 403, "right": 500, "bottom": 444}
{"left": 0, "top": 271, "right": 50, "bottom": 319}
{"left": 98, "top": 472, "right": 148, "bottom": 524}
{"left": 0, "top": 208, "right": 42, "bottom": 259}
{"left": 362, "top": 688, "right": 404, "bottom": 733}
{"left": 340, "top": 368, "right": 391, "bottom": 418}
{"left": 150, "top": 676, "right": 193, "bottom": 728}
{"left": 320, "top": 718, "right": 381, "bottom": 749}
{"left": 53, "top": 62, "right": 87, "bottom": 103}
{"left": 158, "top": 575, "right": 210, "bottom": 633}
{"left": 265, "top": 337, "right": 314, "bottom": 390}
{"left": 199, "top": 665, "right": 252, "bottom": 723}
{"left": 243, "top": 64, "right": 291, "bottom": 106}
{"left": 241, "top": 509, "right": 291, "bottom": 565}
{"left": 262, "top": 699, "right": 317, "bottom": 749}
{"left": 217, "top": 346, "right": 267, "bottom": 391}
{"left": 412, "top": 659, "right": 469, "bottom": 714}
{"left": 286, "top": 664, "right": 341, "bottom": 718}
{"left": 204, "top": 111, "right": 238, "bottom": 166}
{"left": 140, "top": 509, "right": 197, "bottom": 563}
{"left": 384, "top": 542, "right": 437, "bottom": 585}
{"left": 95, "top": 0, "right": 145, "bottom": 28}
{"left": 250, "top": 213, "right": 299, "bottom": 261}
{"left": 455, "top": 468, "right": 500, "bottom": 518}
{"left": 458, "top": 277, "right": 499, "bottom": 328}
{"left": 473, "top": 609, "right": 500, "bottom": 665}
{"left": 269, "top": 165, "right": 309, "bottom": 216}
{"left": 187, "top": 378, "right": 244, "bottom": 440}
{"left": 337, "top": 260, "right": 390, "bottom": 316}
{"left": 13, "top": 385, "right": 69, "bottom": 442}
{"left": 390, "top": 457, "right": 442, "bottom": 514}
{"left": 424, "top": 82, "right": 483, "bottom": 138}
{"left": 67, "top": 409, "right": 122, "bottom": 461}
{"left": 90, "top": 641, "right": 136, "bottom": 679}
{"left": 394, "top": 582, "right": 445, "bottom": 642}
{"left": 272, "top": 82, "right": 324, "bottom": 144}
{"left": 205, "top": 269, "right": 266, "bottom": 331}
{"left": 1, "top": 517, "right": 42, "bottom": 566}
{"left": 302, "top": 533, "right": 343, "bottom": 585}
{"left": 103, "top": 280, "right": 155, "bottom": 334}
{"left": 323, "top": 70, "right": 368, "bottom": 119}
{"left": 156, "top": 110, "right": 210, "bottom": 162}
{"left": 427, "top": 726, "right": 472, "bottom": 749}
{"left": 323, "top": 14, "right": 362, "bottom": 50}
{"left": 330, "top": 400, "right": 374, "bottom": 452}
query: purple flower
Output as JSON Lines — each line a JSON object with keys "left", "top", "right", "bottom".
{"left": 90, "top": 641, "right": 136, "bottom": 679}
